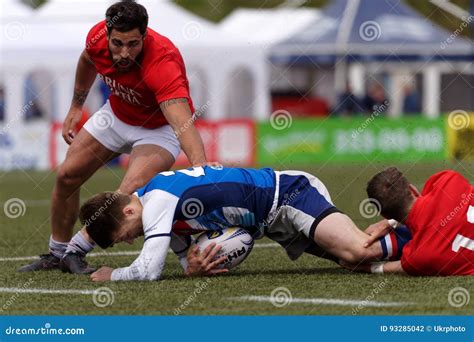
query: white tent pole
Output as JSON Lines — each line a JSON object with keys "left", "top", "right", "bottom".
{"left": 423, "top": 64, "right": 441, "bottom": 118}
{"left": 348, "top": 63, "right": 365, "bottom": 97}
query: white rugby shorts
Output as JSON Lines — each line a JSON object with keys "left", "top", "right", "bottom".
{"left": 83, "top": 100, "right": 181, "bottom": 158}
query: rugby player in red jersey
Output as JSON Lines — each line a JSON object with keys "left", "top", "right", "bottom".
{"left": 19, "top": 0, "right": 215, "bottom": 274}
{"left": 350, "top": 167, "right": 473, "bottom": 276}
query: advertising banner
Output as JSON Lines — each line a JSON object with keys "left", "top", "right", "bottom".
{"left": 258, "top": 117, "right": 446, "bottom": 164}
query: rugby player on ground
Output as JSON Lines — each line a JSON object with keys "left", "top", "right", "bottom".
{"left": 347, "top": 167, "right": 474, "bottom": 276}
{"left": 76, "top": 166, "right": 411, "bottom": 281}
{"left": 19, "top": 0, "right": 215, "bottom": 275}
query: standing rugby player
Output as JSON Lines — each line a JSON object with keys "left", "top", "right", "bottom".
{"left": 19, "top": 0, "right": 212, "bottom": 274}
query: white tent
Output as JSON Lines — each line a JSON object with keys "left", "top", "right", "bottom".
{"left": 1, "top": 0, "right": 269, "bottom": 126}
{"left": 219, "top": 7, "right": 322, "bottom": 46}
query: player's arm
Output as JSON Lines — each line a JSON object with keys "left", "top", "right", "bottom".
{"left": 383, "top": 260, "right": 406, "bottom": 274}
{"left": 90, "top": 235, "right": 171, "bottom": 282}
{"left": 363, "top": 219, "right": 398, "bottom": 247}
{"left": 160, "top": 98, "right": 208, "bottom": 166}
{"left": 63, "top": 50, "right": 97, "bottom": 144}
{"left": 341, "top": 260, "right": 406, "bottom": 274}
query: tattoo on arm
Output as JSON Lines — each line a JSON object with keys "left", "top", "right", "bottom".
{"left": 159, "top": 98, "right": 188, "bottom": 111}
{"left": 72, "top": 88, "right": 89, "bottom": 107}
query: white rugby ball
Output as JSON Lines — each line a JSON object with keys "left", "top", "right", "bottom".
{"left": 193, "top": 228, "right": 254, "bottom": 270}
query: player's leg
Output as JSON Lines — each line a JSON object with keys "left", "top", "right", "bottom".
{"left": 118, "top": 144, "right": 175, "bottom": 194}
{"left": 267, "top": 170, "right": 407, "bottom": 265}
{"left": 312, "top": 212, "right": 382, "bottom": 264}
{"left": 63, "top": 124, "right": 180, "bottom": 272}
{"left": 17, "top": 128, "right": 117, "bottom": 272}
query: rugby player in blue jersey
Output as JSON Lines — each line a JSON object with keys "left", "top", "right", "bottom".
{"left": 79, "top": 166, "right": 410, "bottom": 281}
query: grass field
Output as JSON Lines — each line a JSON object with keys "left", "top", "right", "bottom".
{"left": 0, "top": 161, "right": 473, "bottom": 315}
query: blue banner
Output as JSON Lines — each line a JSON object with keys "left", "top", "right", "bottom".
{"left": 0, "top": 316, "right": 472, "bottom": 342}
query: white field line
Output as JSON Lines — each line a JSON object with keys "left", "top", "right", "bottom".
{"left": 0, "top": 243, "right": 279, "bottom": 262}
{"left": 0, "top": 288, "right": 95, "bottom": 295}
{"left": 230, "top": 295, "right": 412, "bottom": 307}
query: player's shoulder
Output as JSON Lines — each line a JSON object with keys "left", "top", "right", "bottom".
{"left": 141, "top": 28, "right": 183, "bottom": 67}
{"left": 85, "top": 20, "right": 108, "bottom": 52}
{"left": 422, "top": 170, "right": 469, "bottom": 195}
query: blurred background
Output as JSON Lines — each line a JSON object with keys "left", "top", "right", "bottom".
{"left": 0, "top": 0, "right": 473, "bottom": 170}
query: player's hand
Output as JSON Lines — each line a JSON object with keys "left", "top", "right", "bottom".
{"left": 363, "top": 219, "right": 393, "bottom": 248}
{"left": 192, "top": 161, "right": 222, "bottom": 168}
{"left": 185, "top": 243, "right": 228, "bottom": 277}
{"left": 90, "top": 266, "right": 114, "bottom": 282}
{"left": 62, "top": 107, "right": 83, "bottom": 145}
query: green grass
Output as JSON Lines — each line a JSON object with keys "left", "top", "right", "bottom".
{"left": 0, "top": 162, "right": 473, "bottom": 315}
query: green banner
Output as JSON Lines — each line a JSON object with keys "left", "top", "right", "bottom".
{"left": 258, "top": 117, "right": 446, "bottom": 164}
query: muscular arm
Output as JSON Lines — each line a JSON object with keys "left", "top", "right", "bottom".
{"left": 62, "top": 50, "right": 98, "bottom": 144}
{"left": 160, "top": 98, "right": 207, "bottom": 166}
{"left": 71, "top": 50, "right": 97, "bottom": 108}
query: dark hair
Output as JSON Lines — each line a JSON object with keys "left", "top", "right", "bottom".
{"left": 106, "top": 0, "right": 148, "bottom": 36}
{"left": 366, "top": 167, "right": 413, "bottom": 222}
{"left": 79, "top": 192, "right": 131, "bottom": 249}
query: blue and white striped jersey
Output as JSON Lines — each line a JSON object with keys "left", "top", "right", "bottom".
{"left": 111, "top": 166, "right": 277, "bottom": 281}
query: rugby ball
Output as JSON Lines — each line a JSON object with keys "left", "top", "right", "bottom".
{"left": 193, "top": 228, "right": 254, "bottom": 270}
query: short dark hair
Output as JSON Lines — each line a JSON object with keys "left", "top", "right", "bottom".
{"left": 106, "top": 0, "right": 148, "bottom": 36}
{"left": 366, "top": 167, "right": 413, "bottom": 222}
{"left": 79, "top": 192, "right": 131, "bottom": 249}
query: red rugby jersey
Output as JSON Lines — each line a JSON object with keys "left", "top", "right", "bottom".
{"left": 85, "top": 21, "right": 194, "bottom": 128}
{"left": 402, "top": 170, "right": 474, "bottom": 276}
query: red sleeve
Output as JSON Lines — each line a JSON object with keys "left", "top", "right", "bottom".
{"left": 144, "top": 55, "right": 190, "bottom": 104}
{"left": 85, "top": 21, "right": 106, "bottom": 57}
{"left": 420, "top": 170, "right": 465, "bottom": 196}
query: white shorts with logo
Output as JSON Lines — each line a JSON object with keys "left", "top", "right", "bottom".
{"left": 83, "top": 101, "right": 181, "bottom": 158}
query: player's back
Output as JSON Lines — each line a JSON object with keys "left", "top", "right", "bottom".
{"left": 136, "top": 166, "right": 277, "bottom": 229}
{"left": 402, "top": 170, "right": 474, "bottom": 276}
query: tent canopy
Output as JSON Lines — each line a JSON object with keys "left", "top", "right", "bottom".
{"left": 219, "top": 7, "right": 321, "bottom": 46}
{"left": 271, "top": 0, "right": 474, "bottom": 64}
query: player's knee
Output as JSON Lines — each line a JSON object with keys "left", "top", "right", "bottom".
{"left": 56, "top": 165, "right": 84, "bottom": 189}
{"left": 119, "top": 178, "right": 144, "bottom": 194}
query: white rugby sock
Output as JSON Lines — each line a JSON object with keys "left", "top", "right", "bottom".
{"left": 65, "top": 231, "right": 96, "bottom": 257}
{"left": 48, "top": 236, "right": 68, "bottom": 259}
